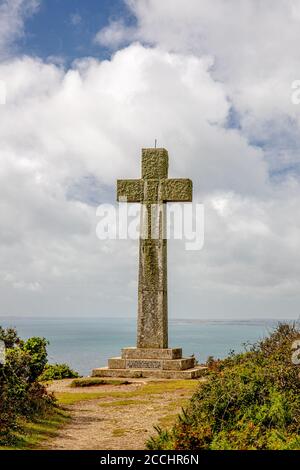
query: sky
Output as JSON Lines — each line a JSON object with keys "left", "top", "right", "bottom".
{"left": 1, "top": 0, "right": 300, "bottom": 319}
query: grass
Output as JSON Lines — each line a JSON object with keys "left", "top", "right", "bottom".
{"left": 56, "top": 391, "right": 113, "bottom": 405}
{"left": 112, "top": 428, "right": 128, "bottom": 437}
{"left": 99, "top": 399, "right": 150, "bottom": 407}
{"left": 70, "top": 378, "right": 130, "bottom": 387}
{"left": 157, "top": 398, "right": 191, "bottom": 428}
{"left": 0, "top": 408, "right": 70, "bottom": 450}
{"left": 157, "top": 413, "right": 179, "bottom": 429}
{"left": 55, "top": 380, "right": 200, "bottom": 405}
{"left": 1, "top": 379, "right": 200, "bottom": 449}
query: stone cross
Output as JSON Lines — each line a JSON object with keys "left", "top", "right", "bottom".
{"left": 117, "top": 148, "right": 192, "bottom": 349}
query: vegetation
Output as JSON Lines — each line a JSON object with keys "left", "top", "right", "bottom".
{"left": 0, "top": 326, "right": 75, "bottom": 447}
{"left": 39, "top": 363, "right": 79, "bottom": 381}
{"left": 147, "top": 323, "right": 300, "bottom": 450}
{"left": 98, "top": 399, "right": 150, "bottom": 407}
{"left": 70, "top": 377, "right": 130, "bottom": 387}
{"left": 0, "top": 409, "right": 70, "bottom": 450}
{"left": 0, "top": 327, "right": 54, "bottom": 445}
{"left": 56, "top": 379, "right": 198, "bottom": 405}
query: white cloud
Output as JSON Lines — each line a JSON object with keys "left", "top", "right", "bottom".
{"left": 94, "top": 20, "right": 137, "bottom": 48}
{"left": 1, "top": 1, "right": 300, "bottom": 319}
{"left": 0, "top": 44, "right": 275, "bottom": 318}
{"left": 0, "top": 0, "right": 39, "bottom": 58}
{"left": 101, "top": 1, "right": 300, "bottom": 170}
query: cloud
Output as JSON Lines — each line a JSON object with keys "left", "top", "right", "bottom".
{"left": 0, "top": 0, "right": 39, "bottom": 58}
{"left": 0, "top": 44, "right": 275, "bottom": 318}
{"left": 92, "top": 1, "right": 300, "bottom": 319}
{"left": 1, "top": 1, "right": 300, "bottom": 319}
{"left": 97, "top": 1, "right": 300, "bottom": 176}
{"left": 94, "top": 20, "right": 137, "bottom": 48}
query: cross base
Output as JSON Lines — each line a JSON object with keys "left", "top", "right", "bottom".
{"left": 92, "top": 347, "right": 207, "bottom": 380}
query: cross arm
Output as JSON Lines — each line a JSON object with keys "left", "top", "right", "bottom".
{"left": 117, "top": 179, "right": 143, "bottom": 202}
{"left": 163, "top": 179, "right": 193, "bottom": 202}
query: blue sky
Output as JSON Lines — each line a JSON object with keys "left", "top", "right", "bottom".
{"left": 20, "top": 0, "right": 133, "bottom": 63}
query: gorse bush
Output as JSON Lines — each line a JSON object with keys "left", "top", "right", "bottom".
{"left": 0, "top": 327, "right": 55, "bottom": 444}
{"left": 39, "top": 363, "right": 79, "bottom": 381}
{"left": 0, "top": 326, "right": 20, "bottom": 348}
{"left": 147, "top": 323, "right": 300, "bottom": 450}
{"left": 0, "top": 326, "right": 78, "bottom": 446}
{"left": 22, "top": 337, "right": 48, "bottom": 382}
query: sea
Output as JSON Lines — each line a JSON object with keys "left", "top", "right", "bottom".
{"left": 0, "top": 317, "right": 295, "bottom": 376}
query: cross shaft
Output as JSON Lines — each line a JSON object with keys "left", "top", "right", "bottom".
{"left": 117, "top": 148, "right": 192, "bottom": 349}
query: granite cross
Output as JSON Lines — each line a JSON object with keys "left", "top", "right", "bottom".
{"left": 117, "top": 148, "right": 192, "bottom": 349}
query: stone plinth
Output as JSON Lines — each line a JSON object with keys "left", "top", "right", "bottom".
{"left": 92, "top": 366, "right": 207, "bottom": 380}
{"left": 122, "top": 347, "right": 182, "bottom": 360}
{"left": 92, "top": 347, "right": 207, "bottom": 380}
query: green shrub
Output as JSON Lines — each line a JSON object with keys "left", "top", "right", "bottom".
{"left": 0, "top": 326, "right": 20, "bottom": 348}
{"left": 147, "top": 323, "right": 300, "bottom": 450}
{"left": 22, "top": 337, "right": 48, "bottom": 382}
{"left": 0, "top": 327, "right": 55, "bottom": 445}
{"left": 39, "top": 363, "right": 79, "bottom": 381}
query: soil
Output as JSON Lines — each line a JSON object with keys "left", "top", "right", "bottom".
{"left": 43, "top": 378, "right": 200, "bottom": 450}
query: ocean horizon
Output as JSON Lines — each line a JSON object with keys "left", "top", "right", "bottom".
{"left": 0, "top": 317, "right": 297, "bottom": 376}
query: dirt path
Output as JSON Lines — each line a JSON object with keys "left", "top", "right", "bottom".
{"left": 43, "top": 378, "right": 201, "bottom": 450}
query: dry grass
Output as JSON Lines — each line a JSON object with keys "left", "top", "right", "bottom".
{"left": 42, "top": 378, "right": 201, "bottom": 450}
{"left": 55, "top": 379, "right": 199, "bottom": 405}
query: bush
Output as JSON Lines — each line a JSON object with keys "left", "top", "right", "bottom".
{"left": 39, "top": 363, "right": 79, "bottom": 381}
{"left": 0, "top": 326, "right": 20, "bottom": 348}
{"left": 0, "top": 327, "right": 55, "bottom": 445}
{"left": 22, "top": 337, "right": 48, "bottom": 382}
{"left": 147, "top": 323, "right": 300, "bottom": 450}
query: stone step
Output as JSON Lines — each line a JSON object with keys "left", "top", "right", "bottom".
{"left": 121, "top": 347, "right": 182, "bottom": 360}
{"left": 92, "top": 366, "right": 208, "bottom": 380}
{"left": 108, "top": 356, "right": 196, "bottom": 371}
